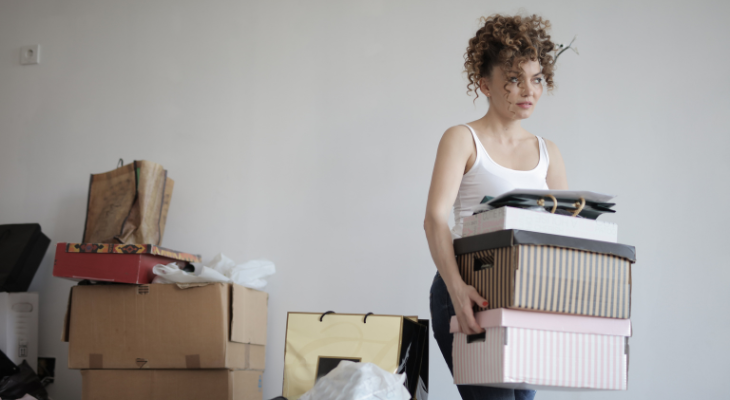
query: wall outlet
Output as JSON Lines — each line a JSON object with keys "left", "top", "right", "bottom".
{"left": 20, "top": 45, "right": 40, "bottom": 65}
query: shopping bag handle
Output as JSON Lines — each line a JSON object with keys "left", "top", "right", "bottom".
{"left": 319, "top": 311, "right": 375, "bottom": 323}
{"left": 319, "top": 311, "right": 335, "bottom": 321}
{"left": 569, "top": 197, "right": 586, "bottom": 217}
{"left": 536, "top": 195, "right": 586, "bottom": 217}
{"left": 536, "top": 195, "right": 558, "bottom": 213}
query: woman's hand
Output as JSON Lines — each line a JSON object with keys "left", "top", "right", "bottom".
{"left": 447, "top": 279, "right": 489, "bottom": 335}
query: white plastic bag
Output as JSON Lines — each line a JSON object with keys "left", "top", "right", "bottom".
{"left": 229, "top": 258, "right": 276, "bottom": 289}
{"left": 299, "top": 361, "right": 411, "bottom": 400}
{"left": 151, "top": 262, "right": 229, "bottom": 284}
{"left": 152, "top": 254, "right": 275, "bottom": 289}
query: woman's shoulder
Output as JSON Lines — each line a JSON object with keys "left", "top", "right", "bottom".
{"left": 539, "top": 136, "right": 561, "bottom": 154}
{"left": 440, "top": 124, "right": 473, "bottom": 144}
{"left": 437, "top": 124, "right": 476, "bottom": 153}
{"left": 527, "top": 131, "right": 560, "bottom": 152}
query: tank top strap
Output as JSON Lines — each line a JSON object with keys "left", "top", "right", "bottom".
{"left": 461, "top": 124, "right": 485, "bottom": 160}
{"left": 535, "top": 135, "right": 550, "bottom": 171}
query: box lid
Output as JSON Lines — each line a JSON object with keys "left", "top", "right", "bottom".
{"left": 450, "top": 309, "right": 632, "bottom": 337}
{"left": 453, "top": 229, "right": 636, "bottom": 262}
{"left": 62, "top": 242, "right": 201, "bottom": 263}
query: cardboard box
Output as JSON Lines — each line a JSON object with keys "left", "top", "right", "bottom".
{"left": 81, "top": 369, "right": 263, "bottom": 400}
{"left": 462, "top": 207, "right": 618, "bottom": 242}
{"left": 53, "top": 242, "right": 201, "bottom": 284}
{"left": 283, "top": 312, "right": 428, "bottom": 400}
{"left": 64, "top": 283, "right": 267, "bottom": 369}
{"left": 455, "top": 230, "right": 636, "bottom": 318}
{"left": 0, "top": 292, "right": 38, "bottom": 372}
{"left": 450, "top": 309, "right": 631, "bottom": 390}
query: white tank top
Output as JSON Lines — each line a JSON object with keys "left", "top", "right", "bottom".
{"left": 451, "top": 124, "right": 550, "bottom": 239}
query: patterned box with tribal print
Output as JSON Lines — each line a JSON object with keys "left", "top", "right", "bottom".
{"left": 450, "top": 309, "right": 630, "bottom": 390}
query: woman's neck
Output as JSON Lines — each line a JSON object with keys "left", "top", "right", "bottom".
{"left": 473, "top": 107, "right": 528, "bottom": 143}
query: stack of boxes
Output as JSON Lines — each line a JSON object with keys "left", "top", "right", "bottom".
{"left": 55, "top": 244, "right": 269, "bottom": 400}
{"left": 450, "top": 205, "right": 635, "bottom": 390}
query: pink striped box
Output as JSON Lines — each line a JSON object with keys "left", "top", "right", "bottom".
{"left": 450, "top": 309, "right": 631, "bottom": 391}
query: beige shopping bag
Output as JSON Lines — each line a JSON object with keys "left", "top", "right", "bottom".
{"left": 82, "top": 160, "right": 173, "bottom": 245}
{"left": 283, "top": 312, "right": 428, "bottom": 400}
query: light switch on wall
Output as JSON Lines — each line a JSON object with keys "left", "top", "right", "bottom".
{"left": 20, "top": 45, "right": 40, "bottom": 65}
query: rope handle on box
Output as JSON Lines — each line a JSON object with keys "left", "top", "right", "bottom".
{"left": 536, "top": 195, "right": 586, "bottom": 217}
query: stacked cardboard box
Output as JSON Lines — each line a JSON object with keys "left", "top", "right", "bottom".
{"left": 450, "top": 207, "right": 635, "bottom": 391}
{"left": 60, "top": 277, "right": 268, "bottom": 399}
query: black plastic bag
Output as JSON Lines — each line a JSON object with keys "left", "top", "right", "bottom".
{"left": 0, "top": 360, "right": 49, "bottom": 400}
{"left": 0, "top": 349, "right": 19, "bottom": 381}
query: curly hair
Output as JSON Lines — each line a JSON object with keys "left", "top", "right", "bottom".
{"left": 464, "top": 14, "right": 556, "bottom": 101}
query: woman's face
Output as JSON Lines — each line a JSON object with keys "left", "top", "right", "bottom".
{"left": 480, "top": 59, "right": 544, "bottom": 120}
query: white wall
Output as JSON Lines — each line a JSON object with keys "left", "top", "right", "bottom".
{"left": 1, "top": 0, "right": 729, "bottom": 399}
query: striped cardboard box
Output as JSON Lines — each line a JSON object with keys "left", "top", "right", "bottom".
{"left": 455, "top": 230, "right": 635, "bottom": 318}
{"left": 450, "top": 309, "right": 630, "bottom": 390}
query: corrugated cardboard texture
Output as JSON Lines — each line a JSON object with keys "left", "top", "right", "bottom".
{"left": 234, "top": 369, "right": 264, "bottom": 400}
{"left": 227, "top": 344, "right": 266, "bottom": 371}
{"left": 81, "top": 369, "right": 263, "bottom": 400}
{"left": 68, "top": 283, "right": 267, "bottom": 369}
{"left": 231, "top": 285, "right": 268, "bottom": 346}
{"left": 458, "top": 245, "right": 632, "bottom": 318}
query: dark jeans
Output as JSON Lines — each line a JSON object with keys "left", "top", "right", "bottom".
{"left": 429, "top": 272, "right": 536, "bottom": 400}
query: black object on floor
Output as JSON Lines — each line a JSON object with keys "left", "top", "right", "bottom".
{"left": 0, "top": 350, "right": 19, "bottom": 380}
{"left": 0, "top": 360, "right": 49, "bottom": 400}
{"left": 37, "top": 357, "right": 55, "bottom": 387}
{"left": 0, "top": 224, "right": 50, "bottom": 291}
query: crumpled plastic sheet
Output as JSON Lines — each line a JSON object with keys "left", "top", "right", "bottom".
{"left": 299, "top": 361, "right": 411, "bottom": 400}
{"left": 152, "top": 254, "right": 275, "bottom": 289}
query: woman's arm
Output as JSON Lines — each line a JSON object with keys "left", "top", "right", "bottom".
{"left": 545, "top": 138, "right": 568, "bottom": 190}
{"left": 424, "top": 126, "right": 488, "bottom": 335}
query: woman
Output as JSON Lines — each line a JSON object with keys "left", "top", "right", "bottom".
{"left": 424, "top": 14, "right": 568, "bottom": 400}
